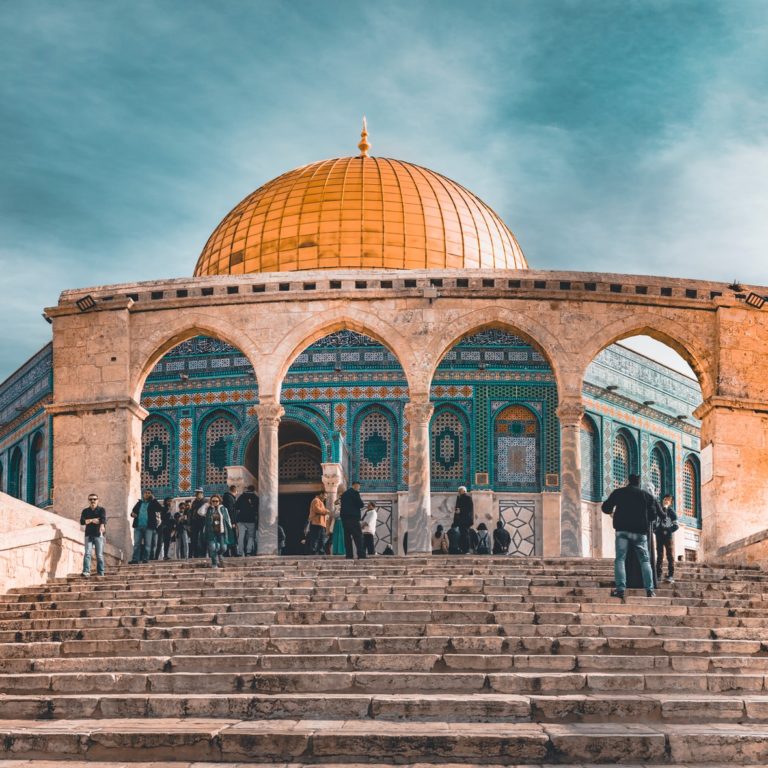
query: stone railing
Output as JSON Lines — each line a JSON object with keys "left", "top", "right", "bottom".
{"left": 0, "top": 493, "right": 123, "bottom": 594}
{"left": 715, "top": 527, "right": 768, "bottom": 568}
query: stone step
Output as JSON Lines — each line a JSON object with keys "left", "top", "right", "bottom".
{"left": 0, "top": 670, "right": 764, "bottom": 695}
{"left": 0, "top": 718, "right": 768, "bottom": 763}
{"left": 3, "top": 652, "right": 768, "bottom": 675}
{"left": 0, "top": 692, "right": 766, "bottom": 723}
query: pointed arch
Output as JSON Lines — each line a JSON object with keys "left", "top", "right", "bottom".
{"left": 682, "top": 453, "right": 701, "bottom": 522}
{"left": 580, "top": 413, "right": 601, "bottom": 501}
{"left": 430, "top": 403, "right": 471, "bottom": 490}
{"left": 493, "top": 403, "right": 541, "bottom": 491}
{"left": 197, "top": 408, "right": 241, "bottom": 492}
{"left": 649, "top": 440, "right": 674, "bottom": 498}
{"left": 8, "top": 445, "right": 23, "bottom": 500}
{"left": 26, "top": 431, "right": 46, "bottom": 506}
{"left": 141, "top": 413, "right": 176, "bottom": 497}
{"left": 352, "top": 403, "right": 399, "bottom": 491}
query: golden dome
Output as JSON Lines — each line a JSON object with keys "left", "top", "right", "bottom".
{"left": 194, "top": 152, "right": 527, "bottom": 276}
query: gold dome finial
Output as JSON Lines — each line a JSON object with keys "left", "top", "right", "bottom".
{"left": 358, "top": 116, "right": 371, "bottom": 158}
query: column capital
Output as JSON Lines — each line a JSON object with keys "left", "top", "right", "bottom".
{"left": 556, "top": 398, "right": 585, "bottom": 426}
{"left": 254, "top": 401, "right": 284, "bottom": 428}
{"left": 404, "top": 400, "right": 434, "bottom": 425}
{"left": 693, "top": 395, "right": 768, "bottom": 421}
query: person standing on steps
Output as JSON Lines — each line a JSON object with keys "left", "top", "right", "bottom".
{"left": 475, "top": 522, "right": 491, "bottom": 554}
{"left": 601, "top": 473, "right": 657, "bottom": 598}
{"left": 189, "top": 489, "right": 207, "bottom": 558}
{"left": 235, "top": 485, "right": 259, "bottom": 556}
{"left": 80, "top": 493, "right": 106, "bottom": 577}
{"left": 453, "top": 486, "right": 474, "bottom": 554}
{"left": 339, "top": 481, "right": 366, "bottom": 559}
{"left": 156, "top": 497, "right": 174, "bottom": 560}
{"left": 361, "top": 501, "right": 377, "bottom": 556}
{"left": 203, "top": 493, "right": 234, "bottom": 569}
{"left": 655, "top": 494, "right": 679, "bottom": 583}
{"left": 129, "top": 490, "right": 163, "bottom": 564}
{"left": 431, "top": 524, "right": 448, "bottom": 554}
{"left": 308, "top": 490, "right": 330, "bottom": 555}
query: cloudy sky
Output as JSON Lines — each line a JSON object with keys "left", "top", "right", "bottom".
{"left": 1, "top": 0, "right": 766, "bottom": 379}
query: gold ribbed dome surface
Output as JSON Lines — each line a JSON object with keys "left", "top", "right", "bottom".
{"left": 194, "top": 156, "right": 527, "bottom": 276}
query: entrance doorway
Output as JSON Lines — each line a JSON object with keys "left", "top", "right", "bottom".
{"left": 246, "top": 418, "right": 324, "bottom": 555}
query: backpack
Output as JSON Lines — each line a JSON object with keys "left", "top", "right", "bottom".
{"left": 476, "top": 530, "right": 490, "bottom": 555}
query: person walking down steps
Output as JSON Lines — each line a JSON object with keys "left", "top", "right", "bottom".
{"left": 203, "top": 494, "right": 234, "bottom": 569}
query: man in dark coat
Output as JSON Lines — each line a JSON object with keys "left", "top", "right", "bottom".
{"left": 129, "top": 490, "right": 163, "bottom": 564}
{"left": 453, "top": 486, "right": 474, "bottom": 554}
{"left": 235, "top": 485, "right": 259, "bottom": 556}
{"left": 339, "top": 481, "right": 366, "bottom": 559}
{"left": 601, "top": 474, "right": 656, "bottom": 598}
{"left": 189, "top": 489, "right": 207, "bottom": 557}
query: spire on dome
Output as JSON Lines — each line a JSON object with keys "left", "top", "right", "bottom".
{"left": 358, "top": 116, "right": 371, "bottom": 158}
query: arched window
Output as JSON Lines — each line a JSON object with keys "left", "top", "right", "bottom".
{"left": 612, "top": 430, "right": 637, "bottom": 490}
{"left": 354, "top": 407, "right": 396, "bottom": 488}
{"left": 0, "top": 459, "right": 4, "bottom": 493}
{"left": 142, "top": 417, "right": 173, "bottom": 493}
{"left": 494, "top": 404, "right": 539, "bottom": 489}
{"left": 649, "top": 442, "right": 672, "bottom": 498}
{"left": 200, "top": 414, "right": 239, "bottom": 487}
{"left": 279, "top": 444, "right": 322, "bottom": 484}
{"left": 580, "top": 415, "right": 600, "bottom": 500}
{"left": 430, "top": 406, "right": 469, "bottom": 489}
{"left": 8, "top": 446, "right": 22, "bottom": 500}
{"left": 683, "top": 455, "right": 700, "bottom": 520}
{"left": 27, "top": 432, "right": 46, "bottom": 505}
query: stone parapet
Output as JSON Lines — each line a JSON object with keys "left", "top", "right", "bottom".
{"left": 0, "top": 492, "right": 122, "bottom": 593}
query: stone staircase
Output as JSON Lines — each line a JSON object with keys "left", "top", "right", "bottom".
{"left": 0, "top": 556, "right": 766, "bottom": 766}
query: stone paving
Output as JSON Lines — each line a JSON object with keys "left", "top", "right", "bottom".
{"left": 0, "top": 556, "right": 767, "bottom": 765}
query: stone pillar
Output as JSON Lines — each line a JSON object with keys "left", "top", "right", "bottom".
{"left": 695, "top": 396, "right": 768, "bottom": 561}
{"left": 404, "top": 399, "right": 434, "bottom": 555}
{"left": 321, "top": 462, "right": 345, "bottom": 511}
{"left": 225, "top": 465, "right": 256, "bottom": 493}
{"left": 255, "top": 402, "right": 283, "bottom": 556}
{"left": 46, "top": 398, "right": 147, "bottom": 560}
{"left": 557, "top": 398, "right": 585, "bottom": 557}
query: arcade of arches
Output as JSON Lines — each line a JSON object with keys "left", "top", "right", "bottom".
{"left": 35, "top": 269, "right": 768, "bottom": 567}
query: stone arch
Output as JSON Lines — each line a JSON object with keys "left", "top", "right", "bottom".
{"left": 578, "top": 311, "right": 714, "bottom": 400}
{"left": 426, "top": 307, "right": 571, "bottom": 397}
{"left": 130, "top": 320, "right": 262, "bottom": 403}
{"left": 232, "top": 405, "right": 332, "bottom": 468}
{"left": 270, "top": 308, "right": 415, "bottom": 397}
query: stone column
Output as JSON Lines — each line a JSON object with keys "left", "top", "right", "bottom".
{"left": 404, "top": 399, "right": 434, "bottom": 555}
{"left": 695, "top": 396, "right": 768, "bottom": 562}
{"left": 321, "top": 462, "right": 345, "bottom": 511}
{"left": 46, "top": 398, "right": 147, "bottom": 560}
{"left": 557, "top": 398, "right": 585, "bottom": 557}
{"left": 255, "top": 402, "right": 283, "bottom": 556}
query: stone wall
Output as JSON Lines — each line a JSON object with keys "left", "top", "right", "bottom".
{"left": 0, "top": 492, "right": 123, "bottom": 594}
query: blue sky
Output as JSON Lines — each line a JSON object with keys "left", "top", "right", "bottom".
{"left": 1, "top": 0, "right": 767, "bottom": 379}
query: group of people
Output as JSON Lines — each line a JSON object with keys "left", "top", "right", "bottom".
{"left": 431, "top": 486, "right": 512, "bottom": 555}
{"left": 601, "top": 473, "right": 679, "bottom": 598}
{"left": 79, "top": 484, "right": 263, "bottom": 576}
{"left": 306, "top": 481, "right": 378, "bottom": 559}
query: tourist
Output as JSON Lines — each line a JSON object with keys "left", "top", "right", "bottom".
{"left": 467, "top": 525, "right": 479, "bottom": 554}
{"left": 172, "top": 507, "right": 189, "bottom": 559}
{"left": 454, "top": 486, "right": 474, "bottom": 554}
{"left": 361, "top": 501, "right": 377, "bottom": 556}
{"left": 447, "top": 522, "right": 462, "bottom": 554}
{"left": 492, "top": 520, "right": 511, "bottom": 554}
{"left": 308, "top": 490, "right": 330, "bottom": 555}
{"left": 222, "top": 484, "right": 238, "bottom": 556}
{"left": 155, "top": 497, "right": 174, "bottom": 560}
{"left": 203, "top": 493, "right": 233, "bottom": 569}
{"left": 339, "top": 480, "right": 366, "bottom": 559}
{"left": 277, "top": 524, "right": 286, "bottom": 555}
{"left": 331, "top": 496, "right": 345, "bottom": 555}
{"left": 475, "top": 522, "right": 491, "bottom": 554}
{"left": 129, "top": 490, "right": 163, "bottom": 564}
{"left": 601, "top": 473, "right": 656, "bottom": 598}
{"left": 431, "top": 524, "right": 448, "bottom": 554}
{"left": 235, "top": 484, "right": 259, "bottom": 556}
{"left": 79, "top": 493, "right": 106, "bottom": 577}
{"left": 189, "top": 489, "right": 207, "bottom": 557}
{"left": 655, "top": 494, "right": 679, "bottom": 583}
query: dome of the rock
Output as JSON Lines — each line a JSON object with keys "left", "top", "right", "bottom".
{"left": 194, "top": 144, "right": 527, "bottom": 276}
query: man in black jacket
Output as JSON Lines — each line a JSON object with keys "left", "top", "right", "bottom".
{"left": 235, "top": 485, "right": 259, "bottom": 556}
{"left": 453, "top": 486, "right": 474, "bottom": 554}
{"left": 80, "top": 493, "right": 107, "bottom": 576}
{"left": 601, "top": 474, "right": 656, "bottom": 598}
{"left": 129, "top": 490, "right": 163, "bottom": 564}
{"left": 339, "top": 481, "right": 366, "bottom": 559}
